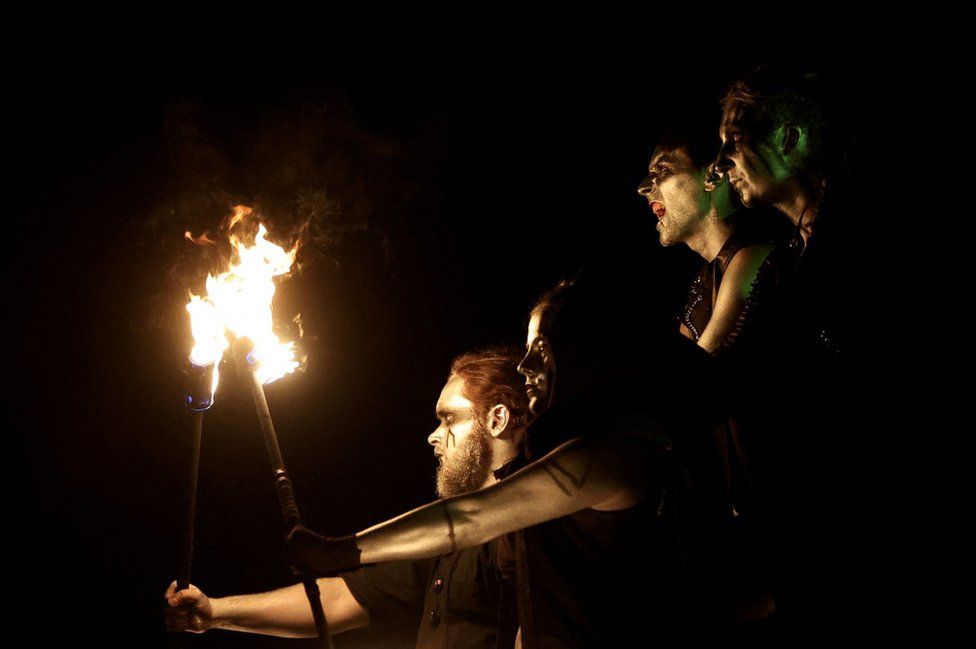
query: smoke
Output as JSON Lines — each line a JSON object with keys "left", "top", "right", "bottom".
{"left": 144, "top": 90, "right": 439, "bottom": 339}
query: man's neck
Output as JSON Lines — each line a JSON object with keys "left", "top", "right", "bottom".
{"left": 685, "top": 215, "right": 734, "bottom": 262}
{"left": 483, "top": 445, "right": 519, "bottom": 488}
{"left": 773, "top": 181, "right": 819, "bottom": 245}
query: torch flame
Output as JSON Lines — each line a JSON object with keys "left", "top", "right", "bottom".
{"left": 186, "top": 295, "right": 228, "bottom": 396}
{"left": 185, "top": 205, "right": 302, "bottom": 394}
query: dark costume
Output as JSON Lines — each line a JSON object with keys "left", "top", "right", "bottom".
{"left": 495, "top": 404, "right": 682, "bottom": 649}
{"left": 679, "top": 214, "right": 780, "bottom": 342}
{"left": 342, "top": 541, "right": 516, "bottom": 649}
{"left": 717, "top": 193, "right": 854, "bottom": 642}
{"left": 677, "top": 215, "right": 789, "bottom": 630}
{"left": 495, "top": 325, "right": 727, "bottom": 649}
{"left": 718, "top": 202, "right": 847, "bottom": 510}
{"left": 486, "top": 267, "right": 731, "bottom": 647}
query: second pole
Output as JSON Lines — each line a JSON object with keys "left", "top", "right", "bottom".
{"left": 234, "top": 337, "right": 334, "bottom": 649}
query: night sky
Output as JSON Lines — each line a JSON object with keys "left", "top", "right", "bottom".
{"left": 10, "top": 7, "right": 963, "bottom": 647}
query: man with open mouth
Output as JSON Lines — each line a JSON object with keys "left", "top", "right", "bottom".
{"left": 638, "top": 119, "right": 782, "bottom": 353}
{"left": 638, "top": 118, "right": 788, "bottom": 630}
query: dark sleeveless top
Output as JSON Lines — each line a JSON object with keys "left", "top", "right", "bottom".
{"left": 679, "top": 217, "right": 773, "bottom": 341}
{"left": 494, "top": 399, "right": 685, "bottom": 649}
{"left": 715, "top": 195, "right": 855, "bottom": 637}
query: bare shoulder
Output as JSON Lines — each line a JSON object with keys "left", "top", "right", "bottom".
{"left": 729, "top": 242, "right": 777, "bottom": 271}
{"left": 726, "top": 243, "right": 777, "bottom": 298}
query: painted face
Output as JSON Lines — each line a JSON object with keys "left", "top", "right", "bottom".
{"left": 428, "top": 375, "right": 493, "bottom": 497}
{"left": 637, "top": 145, "right": 711, "bottom": 247}
{"left": 517, "top": 310, "right": 555, "bottom": 417}
{"left": 714, "top": 101, "right": 788, "bottom": 207}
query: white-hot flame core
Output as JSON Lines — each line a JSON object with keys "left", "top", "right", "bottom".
{"left": 186, "top": 295, "right": 228, "bottom": 395}
{"left": 185, "top": 207, "right": 301, "bottom": 392}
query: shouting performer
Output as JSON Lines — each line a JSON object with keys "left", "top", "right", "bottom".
{"left": 165, "top": 346, "right": 528, "bottom": 649}
{"left": 639, "top": 120, "right": 789, "bottom": 625}
{"left": 638, "top": 122, "right": 782, "bottom": 352}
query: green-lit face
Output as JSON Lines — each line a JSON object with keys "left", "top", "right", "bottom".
{"left": 637, "top": 145, "right": 711, "bottom": 247}
{"left": 715, "top": 101, "right": 793, "bottom": 207}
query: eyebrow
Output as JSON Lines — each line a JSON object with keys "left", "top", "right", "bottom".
{"left": 648, "top": 154, "right": 676, "bottom": 170}
{"left": 722, "top": 107, "right": 749, "bottom": 130}
{"left": 436, "top": 407, "right": 468, "bottom": 419}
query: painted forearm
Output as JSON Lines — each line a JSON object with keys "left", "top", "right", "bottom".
{"left": 356, "top": 437, "right": 646, "bottom": 564}
{"left": 355, "top": 466, "right": 565, "bottom": 564}
{"left": 356, "top": 496, "right": 485, "bottom": 563}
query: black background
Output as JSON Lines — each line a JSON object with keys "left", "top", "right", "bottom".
{"left": 10, "top": 6, "right": 964, "bottom": 647}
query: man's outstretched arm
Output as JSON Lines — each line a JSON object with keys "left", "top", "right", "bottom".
{"left": 164, "top": 577, "right": 368, "bottom": 637}
{"left": 291, "top": 431, "right": 666, "bottom": 572}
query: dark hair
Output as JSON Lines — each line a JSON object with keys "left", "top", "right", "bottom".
{"left": 529, "top": 270, "right": 677, "bottom": 403}
{"left": 530, "top": 278, "right": 575, "bottom": 335}
{"left": 527, "top": 270, "right": 722, "bottom": 435}
{"left": 653, "top": 121, "right": 722, "bottom": 171}
{"left": 721, "top": 65, "right": 845, "bottom": 182}
{"left": 449, "top": 345, "right": 530, "bottom": 429}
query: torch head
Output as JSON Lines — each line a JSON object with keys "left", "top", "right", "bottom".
{"left": 183, "top": 361, "right": 216, "bottom": 412}
{"left": 233, "top": 336, "right": 259, "bottom": 376}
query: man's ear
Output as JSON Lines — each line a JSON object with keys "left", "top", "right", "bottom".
{"left": 486, "top": 404, "right": 511, "bottom": 439}
{"left": 782, "top": 124, "right": 801, "bottom": 156}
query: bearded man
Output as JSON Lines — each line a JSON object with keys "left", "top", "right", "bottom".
{"left": 286, "top": 274, "right": 725, "bottom": 648}
{"left": 165, "top": 346, "right": 528, "bottom": 649}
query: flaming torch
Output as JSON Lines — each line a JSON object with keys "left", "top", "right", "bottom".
{"left": 183, "top": 206, "right": 332, "bottom": 648}
{"left": 176, "top": 282, "right": 226, "bottom": 591}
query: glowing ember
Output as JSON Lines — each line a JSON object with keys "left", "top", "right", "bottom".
{"left": 185, "top": 205, "right": 301, "bottom": 392}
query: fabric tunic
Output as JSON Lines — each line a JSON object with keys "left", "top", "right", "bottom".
{"left": 677, "top": 216, "right": 787, "bottom": 600}
{"left": 717, "top": 195, "right": 855, "bottom": 639}
{"left": 342, "top": 541, "right": 516, "bottom": 649}
{"left": 497, "top": 402, "right": 686, "bottom": 649}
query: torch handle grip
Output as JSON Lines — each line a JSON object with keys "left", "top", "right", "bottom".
{"left": 270, "top": 466, "right": 333, "bottom": 649}
{"left": 273, "top": 469, "right": 303, "bottom": 529}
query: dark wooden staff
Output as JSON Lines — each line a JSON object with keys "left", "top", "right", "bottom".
{"left": 177, "top": 361, "right": 215, "bottom": 592}
{"left": 234, "top": 337, "right": 334, "bottom": 649}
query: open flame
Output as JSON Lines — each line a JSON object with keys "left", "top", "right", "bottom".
{"left": 185, "top": 205, "right": 301, "bottom": 394}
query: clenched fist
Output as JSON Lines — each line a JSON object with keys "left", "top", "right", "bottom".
{"left": 164, "top": 581, "right": 214, "bottom": 633}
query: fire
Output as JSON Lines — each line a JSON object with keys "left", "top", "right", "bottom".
{"left": 185, "top": 205, "right": 301, "bottom": 393}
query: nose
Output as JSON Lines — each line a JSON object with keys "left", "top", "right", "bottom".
{"left": 704, "top": 161, "right": 724, "bottom": 192}
{"left": 519, "top": 352, "right": 545, "bottom": 384}
{"left": 714, "top": 142, "right": 735, "bottom": 175}
{"left": 428, "top": 427, "right": 442, "bottom": 447}
{"left": 637, "top": 176, "right": 656, "bottom": 197}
